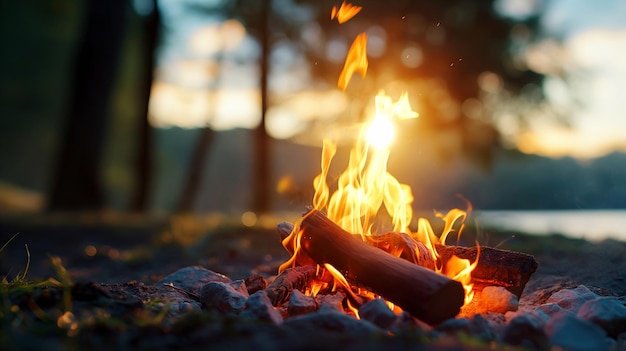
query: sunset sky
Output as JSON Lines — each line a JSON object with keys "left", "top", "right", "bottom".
{"left": 151, "top": 0, "right": 626, "bottom": 159}
{"left": 512, "top": 0, "right": 626, "bottom": 158}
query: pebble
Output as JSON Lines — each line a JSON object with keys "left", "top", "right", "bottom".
{"left": 156, "top": 266, "right": 231, "bottom": 296}
{"left": 241, "top": 290, "right": 283, "bottom": 325}
{"left": 358, "top": 298, "right": 397, "bottom": 329}
{"left": 200, "top": 281, "right": 249, "bottom": 314}
{"left": 283, "top": 311, "right": 382, "bottom": 334}
{"left": 316, "top": 291, "right": 346, "bottom": 313}
{"left": 545, "top": 310, "right": 609, "bottom": 351}
{"left": 535, "top": 302, "right": 563, "bottom": 317}
{"left": 547, "top": 285, "right": 599, "bottom": 312}
{"left": 577, "top": 297, "right": 626, "bottom": 337}
{"left": 502, "top": 313, "right": 549, "bottom": 349}
{"left": 479, "top": 286, "right": 519, "bottom": 314}
{"left": 287, "top": 289, "right": 318, "bottom": 317}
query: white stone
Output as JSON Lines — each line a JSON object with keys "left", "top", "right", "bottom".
{"left": 502, "top": 314, "right": 548, "bottom": 349}
{"left": 547, "top": 285, "right": 599, "bottom": 313}
{"left": 480, "top": 286, "right": 519, "bottom": 314}
{"left": 200, "top": 281, "right": 248, "bottom": 314}
{"left": 577, "top": 297, "right": 626, "bottom": 337}
{"left": 535, "top": 302, "right": 563, "bottom": 317}
{"left": 545, "top": 310, "right": 608, "bottom": 351}
{"left": 157, "top": 266, "right": 231, "bottom": 296}
{"left": 358, "top": 298, "right": 397, "bottom": 329}
{"left": 287, "top": 289, "right": 317, "bottom": 317}
{"left": 241, "top": 290, "right": 283, "bottom": 325}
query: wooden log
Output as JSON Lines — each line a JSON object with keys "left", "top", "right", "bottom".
{"left": 363, "top": 231, "right": 436, "bottom": 270}
{"left": 277, "top": 222, "right": 538, "bottom": 299}
{"left": 295, "top": 209, "right": 465, "bottom": 325}
{"left": 435, "top": 244, "right": 537, "bottom": 298}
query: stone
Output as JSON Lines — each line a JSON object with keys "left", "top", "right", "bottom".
{"left": 437, "top": 317, "right": 470, "bottom": 334}
{"left": 287, "top": 289, "right": 317, "bottom": 317}
{"left": 283, "top": 311, "right": 382, "bottom": 334}
{"left": 547, "top": 285, "right": 599, "bottom": 312}
{"left": 241, "top": 290, "right": 283, "bottom": 325}
{"left": 577, "top": 297, "right": 626, "bottom": 337}
{"left": 200, "top": 281, "right": 249, "bottom": 314}
{"left": 150, "top": 289, "right": 202, "bottom": 318}
{"left": 157, "top": 266, "right": 231, "bottom": 296}
{"left": 358, "top": 298, "right": 397, "bottom": 329}
{"left": 165, "top": 300, "right": 202, "bottom": 316}
{"left": 535, "top": 302, "right": 563, "bottom": 317}
{"left": 502, "top": 313, "right": 549, "bottom": 350}
{"left": 467, "top": 314, "right": 496, "bottom": 341}
{"left": 545, "top": 310, "right": 609, "bottom": 351}
{"left": 316, "top": 291, "right": 346, "bottom": 313}
{"left": 479, "top": 286, "right": 519, "bottom": 314}
{"left": 228, "top": 279, "right": 249, "bottom": 296}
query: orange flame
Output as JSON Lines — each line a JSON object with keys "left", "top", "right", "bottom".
{"left": 280, "top": 1, "right": 478, "bottom": 312}
{"left": 331, "top": 1, "right": 362, "bottom": 24}
{"left": 338, "top": 33, "right": 368, "bottom": 91}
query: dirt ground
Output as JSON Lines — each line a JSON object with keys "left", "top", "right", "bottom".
{"left": 2, "top": 212, "right": 625, "bottom": 297}
{"left": 1, "top": 212, "right": 625, "bottom": 350}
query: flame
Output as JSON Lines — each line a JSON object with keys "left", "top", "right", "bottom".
{"left": 308, "top": 95, "right": 477, "bottom": 305}
{"left": 338, "top": 33, "right": 368, "bottom": 91}
{"left": 280, "top": 1, "right": 478, "bottom": 315}
{"left": 331, "top": 1, "right": 362, "bottom": 24}
{"left": 316, "top": 91, "right": 418, "bottom": 237}
{"left": 444, "top": 246, "right": 480, "bottom": 304}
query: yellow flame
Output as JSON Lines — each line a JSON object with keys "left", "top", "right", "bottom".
{"left": 323, "top": 263, "right": 351, "bottom": 292}
{"left": 315, "top": 91, "right": 418, "bottom": 237}
{"left": 280, "top": 1, "right": 478, "bottom": 311}
{"left": 309, "top": 91, "right": 477, "bottom": 304}
{"left": 338, "top": 33, "right": 368, "bottom": 91}
{"left": 313, "top": 139, "right": 337, "bottom": 211}
{"left": 444, "top": 246, "right": 480, "bottom": 304}
{"left": 331, "top": 1, "right": 362, "bottom": 24}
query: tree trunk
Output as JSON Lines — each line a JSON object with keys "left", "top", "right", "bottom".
{"left": 47, "top": 0, "right": 126, "bottom": 211}
{"left": 252, "top": 0, "right": 271, "bottom": 215}
{"left": 176, "top": 127, "right": 216, "bottom": 212}
{"left": 131, "top": 0, "right": 160, "bottom": 212}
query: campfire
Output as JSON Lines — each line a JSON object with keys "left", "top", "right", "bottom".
{"left": 272, "top": 1, "right": 538, "bottom": 326}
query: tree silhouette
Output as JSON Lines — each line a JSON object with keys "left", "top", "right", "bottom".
{"left": 47, "top": 0, "right": 127, "bottom": 211}
{"left": 131, "top": 0, "right": 160, "bottom": 212}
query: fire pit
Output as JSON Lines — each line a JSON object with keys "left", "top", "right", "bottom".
{"left": 2, "top": 2, "right": 626, "bottom": 350}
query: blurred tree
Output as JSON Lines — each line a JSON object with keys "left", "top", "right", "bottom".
{"left": 185, "top": 0, "right": 283, "bottom": 214}
{"left": 131, "top": 0, "right": 160, "bottom": 212}
{"left": 230, "top": 0, "right": 314, "bottom": 214}
{"left": 176, "top": 126, "right": 216, "bottom": 212}
{"left": 47, "top": 0, "right": 127, "bottom": 211}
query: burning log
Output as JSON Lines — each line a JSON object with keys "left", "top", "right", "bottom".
{"left": 278, "top": 222, "right": 538, "bottom": 299}
{"left": 290, "top": 209, "right": 465, "bottom": 325}
{"left": 435, "top": 244, "right": 537, "bottom": 298}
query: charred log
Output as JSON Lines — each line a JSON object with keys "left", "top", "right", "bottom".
{"left": 436, "top": 244, "right": 538, "bottom": 298}
{"left": 292, "top": 209, "right": 465, "bottom": 325}
{"left": 278, "top": 220, "right": 537, "bottom": 299}
{"left": 266, "top": 266, "right": 317, "bottom": 307}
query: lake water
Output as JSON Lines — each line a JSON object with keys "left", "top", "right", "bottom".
{"left": 473, "top": 210, "right": 626, "bottom": 242}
